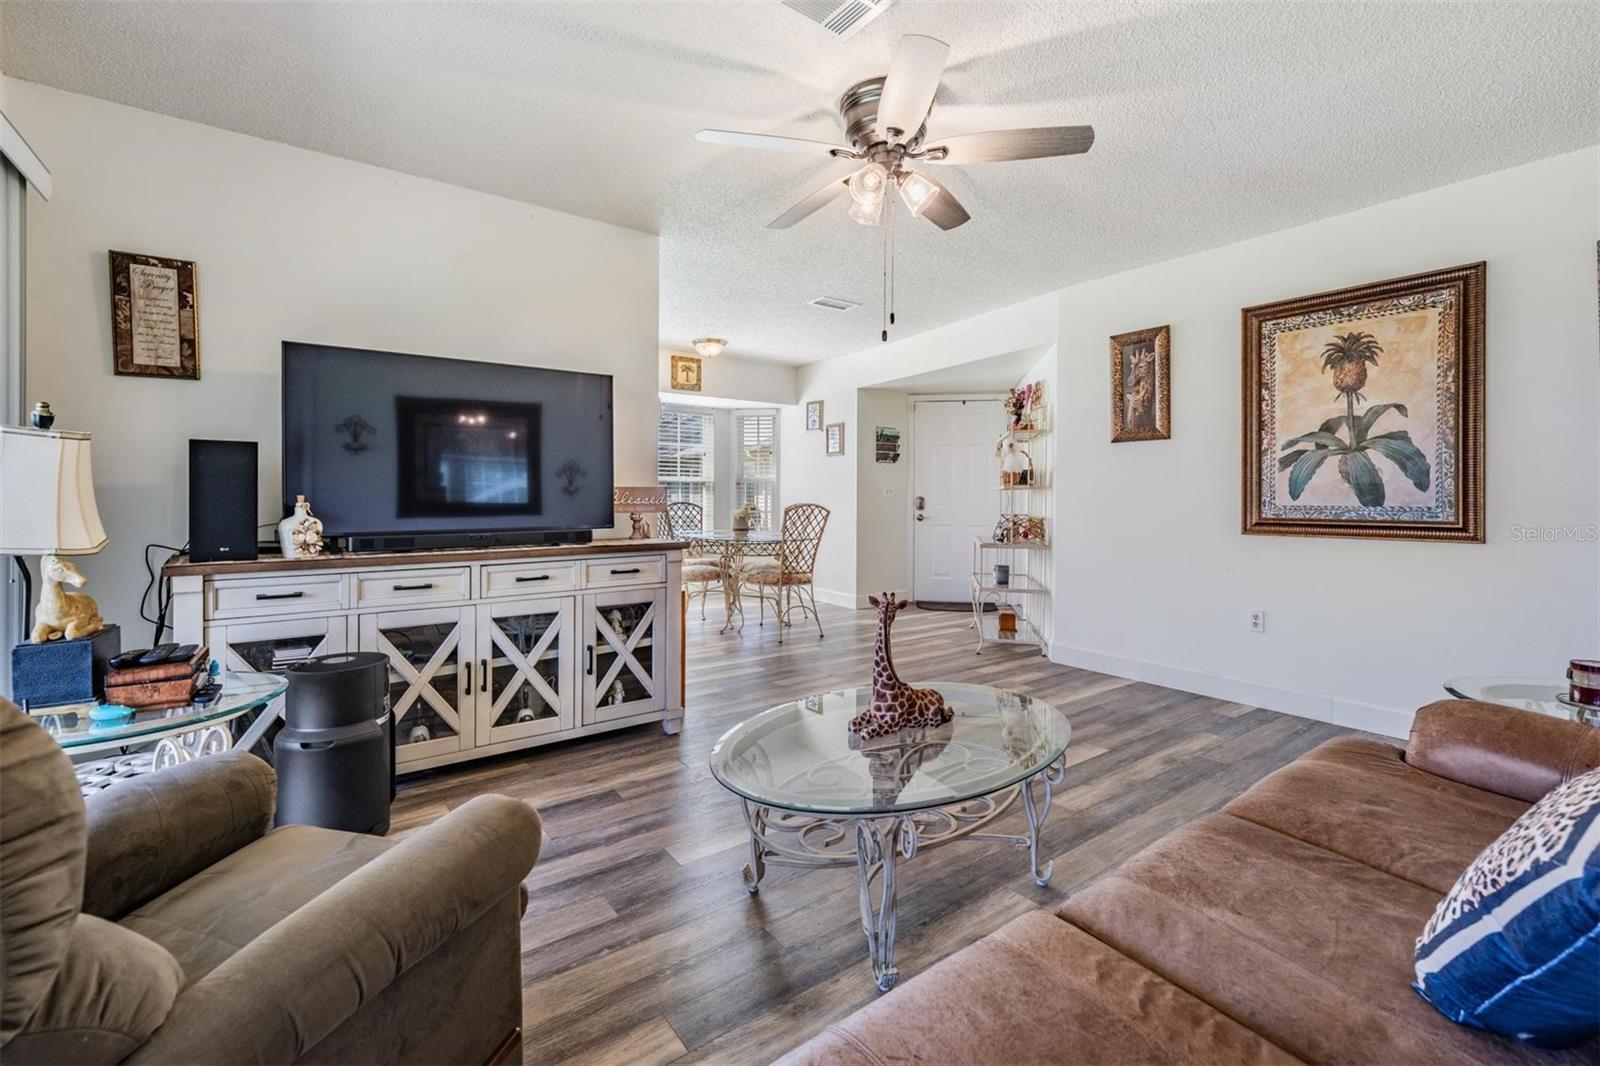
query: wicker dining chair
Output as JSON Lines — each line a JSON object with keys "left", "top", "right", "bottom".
{"left": 742, "top": 502, "right": 830, "bottom": 642}
{"left": 664, "top": 501, "right": 722, "bottom": 620}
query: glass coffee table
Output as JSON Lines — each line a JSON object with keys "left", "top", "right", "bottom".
{"left": 1444, "top": 676, "right": 1598, "bottom": 725}
{"left": 709, "top": 682, "right": 1072, "bottom": 991}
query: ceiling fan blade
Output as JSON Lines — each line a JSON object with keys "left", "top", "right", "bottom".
{"left": 924, "top": 126, "right": 1095, "bottom": 165}
{"left": 696, "top": 129, "right": 854, "bottom": 158}
{"left": 913, "top": 172, "right": 971, "bottom": 231}
{"left": 768, "top": 177, "right": 850, "bottom": 230}
{"left": 876, "top": 35, "right": 949, "bottom": 143}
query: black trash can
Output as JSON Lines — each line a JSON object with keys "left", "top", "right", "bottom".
{"left": 275, "top": 652, "right": 393, "bottom": 835}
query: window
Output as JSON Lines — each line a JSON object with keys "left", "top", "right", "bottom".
{"left": 734, "top": 410, "right": 779, "bottom": 531}
{"left": 657, "top": 407, "right": 714, "bottom": 529}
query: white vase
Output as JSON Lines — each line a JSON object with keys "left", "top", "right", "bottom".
{"left": 278, "top": 495, "right": 325, "bottom": 559}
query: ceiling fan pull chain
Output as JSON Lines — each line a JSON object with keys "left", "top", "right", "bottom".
{"left": 889, "top": 192, "right": 897, "bottom": 328}
{"left": 881, "top": 201, "right": 890, "bottom": 343}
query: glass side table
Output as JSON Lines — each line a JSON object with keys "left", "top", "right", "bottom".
{"left": 710, "top": 682, "right": 1072, "bottom": 991}
{"left": 26, "top": 671, "right": 288, "bottom": 791}
{"left": 1443, "top": 676, "right": 1599, "bottom": 726}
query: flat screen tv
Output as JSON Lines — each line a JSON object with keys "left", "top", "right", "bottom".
{"left": 282, "top": 342, "right": 614, "bottom": 550}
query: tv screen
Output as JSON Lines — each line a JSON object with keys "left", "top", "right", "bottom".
{"left": 282, "top": 342, "right": 613, "bottom": 541}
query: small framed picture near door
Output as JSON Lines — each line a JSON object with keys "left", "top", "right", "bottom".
{"left": 109, "top": 250, "right": 200, "bottom": 379}
{"left": 805, "top": 399, "right": 824, "bottom": 431}
{"left": 1109, "top": 324, "right": 1170, "bottom": 442}
{"left": 1242, "top": 262, "right": 1485, "bottom": 542}
{"left": 825, "top": 422, "right": 845, "bottom": 456}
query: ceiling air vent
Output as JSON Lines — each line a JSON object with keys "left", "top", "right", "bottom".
{"left": 781, "top": 0, "right": 893, "bottom": 39}
{"left": 810, "top": 296, "right": 861, "bottom": 312}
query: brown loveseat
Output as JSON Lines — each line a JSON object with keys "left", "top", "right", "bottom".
{"left": 780, "top": 700, "right": 1600, "bottom": 1065}
{"left": 0, "top": 697, "right": 540, "bottom": 1065}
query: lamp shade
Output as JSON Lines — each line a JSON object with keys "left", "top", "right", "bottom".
{"left": 0, "top": 426, "right": 108, "bottom": 555}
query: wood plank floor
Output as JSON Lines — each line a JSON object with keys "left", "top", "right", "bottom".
{"left": 390, "top": 602, "right": 1352, "bottom": 1065}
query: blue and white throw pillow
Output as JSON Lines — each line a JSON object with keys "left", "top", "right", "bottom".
{"left": 1413, "top": 766, "right": 1600, "bottom": 1046}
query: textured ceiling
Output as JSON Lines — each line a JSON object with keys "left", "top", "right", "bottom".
{"left": 4, "top": 2, "right": 1597, "bottom": 364}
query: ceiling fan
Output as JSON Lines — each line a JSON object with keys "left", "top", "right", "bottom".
{"left": 696, "top": 34, "right": 1095, "bottom": 233}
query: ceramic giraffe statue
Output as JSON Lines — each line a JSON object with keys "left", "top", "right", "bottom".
{"left": 848, "top": 594, "right": 954, "bottom": 739}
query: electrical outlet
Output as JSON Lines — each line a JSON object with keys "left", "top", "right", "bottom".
{"left": 1248, "top": 609, "right": 1266, "bottom": 633}
{"left": 882, "top": 484, "right": 895, "bottom": 498}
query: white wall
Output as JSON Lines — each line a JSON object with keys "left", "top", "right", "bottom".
{"left": 854, "top": 389, "right": 911, "bottom": 605}
{"left": 657, "top": 350, "right": 796, "bottom": 407}
{"left": 9, "top": 79, "right": 659, "bottom": 639}
{"left": 1051, "top": 148, "right": 1599, "bottom": 736}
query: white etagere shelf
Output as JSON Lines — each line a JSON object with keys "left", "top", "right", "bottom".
{"left": 972, "top": 402, "right": 1051, "bottom": 656}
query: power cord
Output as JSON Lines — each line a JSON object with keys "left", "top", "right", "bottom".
{"left": 140, "top": 543, "right": 186, "bottom": 645}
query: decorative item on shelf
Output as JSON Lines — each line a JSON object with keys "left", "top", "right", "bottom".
{"left": 805, "top": 400, "right": 824, "bottom": 431}
{"left": 997, "top": 439, "right": 1033, "bottom": 487}
{"left": 1004, "top": 514, "right": 1046, "bottom": 543}
{"left": 408, "top": 724, "right": 432, "bottom": 745}
{"left": 610, "top": 679, "right": 627, "bottom": 706}
{"left": 1110, "top": 325, "right": 1171, "bottom": 442}
{"left": 1243, "top": 262, "right": 1485, "bottom": 542}
{"left": 997, "top": 608, "right": 1018, "bottom": 635}
{"left": 1571, "top": 660, "right": 1600, "bottom": 709}
{"left": 670, "top": 353, "right": 703, "bottom": 392}
{"left": 516, "top": 705, "right": 537, "bottom": 723}
{"left": 277, "top": 495, "right": 326, "bottom": 559}
{"left": 607, "top": 608, "right": 627, "bottom": 636}
{"left": 103, "top": 644, "right": 206, "bottom": 709}
{"left": 29, "top": 401, "right": 55, "bottom": 430}
{"left": 613, "top": 485, "right": 669, "bottom": 539}
{"left": 89, "top": 703, "right": 135, "bottom": 723}
{"left": 848, "top": 595, "right": 954, "bottom": 741}
{"left": 825, "top": 422, "right": 846, "bottom": 456}
{"left": 993, "top": 563, "right": 1010, "bottom": 588}
{"left": 1, "top": 425, "right": 109, "bottom": 643}
{"left": 731, "top": 501, "right": 758, "bottom": 532}
{"left": 991, "top": 518, "right": 1011, "bottom": 544}
{"left": 874, "top": 425, "right": 901, "bottom": 463}
{"left": 10, "top": 625, "right": 122, "bottom": 710}
{"left": 1004, "top": 381, "right": 1045, "bottom": 430}
{"left": 108, "top": 249, "right": 200, "bottom": 380}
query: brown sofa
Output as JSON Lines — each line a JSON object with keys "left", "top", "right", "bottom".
{"left": 0, "top": 697, "right": 541, "bottom": 1065}
{"left": 780, "top": 700, "right": 1600, "bottom": 1065}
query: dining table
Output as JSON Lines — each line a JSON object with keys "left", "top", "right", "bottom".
{"left": 679, "top": 529, "right": 784, "bottom": 633}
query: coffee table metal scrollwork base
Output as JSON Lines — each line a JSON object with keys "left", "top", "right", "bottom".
{"left": 739, "top": 756, "right": 1067, "bottom": 991}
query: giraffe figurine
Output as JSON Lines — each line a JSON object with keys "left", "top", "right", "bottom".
{"left": 848, "top": 594, "right": 954, "bottom": 740}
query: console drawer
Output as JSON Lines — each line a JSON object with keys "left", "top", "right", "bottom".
{"left": 353, "top": 567, "right": 471, "bottom": 609}
{"left": 209, "top": 574, "right": 345, "bottom": 619}
{"left": 481, "top": 561, "right": 579, "bottom": 598}
{"left": 583, "top": 557, "right": 666, "bottom": 588}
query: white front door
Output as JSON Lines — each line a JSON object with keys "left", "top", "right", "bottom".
{"left": 912, "top": 399, "right": 1004, "bottom": 603}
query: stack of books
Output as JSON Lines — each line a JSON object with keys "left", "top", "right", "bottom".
{"left": 104, "top": 646, "right": 208, "bottom": 709}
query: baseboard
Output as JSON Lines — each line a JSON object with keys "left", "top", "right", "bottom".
{"left": 1047, "top": 641, "right": 1413, "bottom": 739}
{"left": 814, "top": 588, "right": 911, "bottom": 610}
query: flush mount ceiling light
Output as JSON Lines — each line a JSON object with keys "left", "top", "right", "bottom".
{"left": 692, "top": 337, "right": 727, "bottom": 358}
{"left": 694, "top": 33, "right": 1095, "bottom": 342}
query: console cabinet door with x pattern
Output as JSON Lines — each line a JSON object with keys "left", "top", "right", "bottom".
{"left": 359, "top": 605, "right": 475, "bottom": 765}
{"left": 583, "top": 587, "right": 666, "bottom": 725}
{"left": 475, "top": 595, "right": 576, "bottom": 745}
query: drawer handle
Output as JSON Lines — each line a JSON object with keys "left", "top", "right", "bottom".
{"left": 481, "top": 658, "right": 488, "bottom": 694}
{"left": 515, "top": 574, "right": 552, "bottom": 583}
{"left": 585, "top": 644, "right": 595, "bottom": 676}
{"left": 392, "top": 582, "right": 434, "bottom": 591}
{"left": 610, "top": 567, "right": 642, "bottom": 575}
{"left": 464, "top": 660, "right": 472, "bottom": 693}
{"left": 255, "top": 591, "right": 305, "bottom": 601}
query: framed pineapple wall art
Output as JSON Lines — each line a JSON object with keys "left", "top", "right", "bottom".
{"left": 1242, "top": 262, "right": 1485, "bottom": 542}
{"left": 1110, "top": 324, "right": 1170, "bottom": 442}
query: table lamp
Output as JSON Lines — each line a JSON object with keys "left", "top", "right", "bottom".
{"left": 0, "top": 424, "right": 108, "bottom": 641}
{"left": 612, "top": 486, "right": 669, "bottom": 539}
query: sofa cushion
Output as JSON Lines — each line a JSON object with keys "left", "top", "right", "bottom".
{"left": 1060, "top": 814, "right": 1597, "bottom": 1066}
{"left": 775, "top": 910, "right": 1298, "bottom": 1066}
{"left": 1407, "top": 700, "right": 1600, "bottom": 803}
{"left": 1414, "top": 767, "right": 1600, "bottom": 1046}
{"left": 5, "top": 913, "right": 184, "bottom": 1065}
{"left": 122, "top": 824, "right": 391, "bottom": 982}
{"left": 1225, "top": 737, "right": 1526, "bottom": 893}
{"left": 0, "top": 698, "right": 87, "bottom": 1044}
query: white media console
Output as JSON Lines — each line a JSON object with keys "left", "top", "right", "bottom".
{"left": 165, "top": 540, "right": 684, "bottom": 774}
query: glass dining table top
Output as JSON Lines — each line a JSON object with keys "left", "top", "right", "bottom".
{"left": 680, "top": 530, "right": 783, "bottom": 545}
{"left": 25, "top": 671, "right": 288, "bottom": 749}
{"left": 709, "top": 682, "right": 1071, "bottom": 815}
{"left": 1444, "top": 676, "right": 1598, "bottom": 724}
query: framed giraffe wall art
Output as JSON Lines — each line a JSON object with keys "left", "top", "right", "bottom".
{"left": 1110, "top": 324, "right": 1170, "bottom": 442}
{"left": 1242, "top": 262, "right": 1485, "bottom": 543}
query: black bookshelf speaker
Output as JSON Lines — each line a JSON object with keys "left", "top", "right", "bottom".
{"left": 188, "top": 439, "right": 259, "bottom": 563}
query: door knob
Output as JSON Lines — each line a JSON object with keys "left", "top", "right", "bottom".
{"left": 915, "top": 514, "right": 925, "bottom": 521}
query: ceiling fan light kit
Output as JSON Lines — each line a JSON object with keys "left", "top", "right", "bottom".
{"left": 695, "top": 33, "right": 1095, "bottom": 339}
